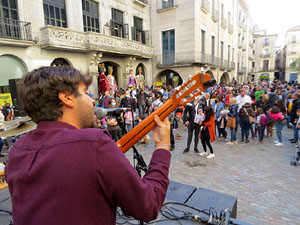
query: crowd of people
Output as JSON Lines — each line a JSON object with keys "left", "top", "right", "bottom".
{"left": 96, "top": 78, "right": 300, "bottom": 160}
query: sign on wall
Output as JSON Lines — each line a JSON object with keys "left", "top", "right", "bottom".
{"left": 0, "top": 93, "right": 13, "bottom": 106}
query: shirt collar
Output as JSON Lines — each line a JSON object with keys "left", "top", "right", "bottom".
{"left": 37, "top": 121, "right": 78, "bottom": 130}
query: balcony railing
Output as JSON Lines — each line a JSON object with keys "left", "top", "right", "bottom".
{"left": 201, "top": 0, "right": 210, "bottom": 13}
{"left": 289, "top": 51, "right": 297, "bottom": 55}
{"left": 157, "top": 0, "right": 176, "bottom": 10}
{"left": 221, "top": 17, "right": 227, "bottom": 29}
{"left": 0, "top": 17, "right": 32, "bottom": 41}
{"left": 157, "top": 51, "right": 235, "bottom": 70}
{"left": 133, "top": 0, "right": 148, "bottom": 6}
{"left": 238, "top": 67, "right": 246, "bottom": 73}
{"left": 261, "top": 54, "right": 270, "bottom": 58}
{"left": 212, "top": 9, "right": 219, "bottom": 22}
{"left": 261, "top": 67, "right": 269, "bottom": 72}
{"left": 40, "top": 26, "right": 154, "bottom": 58}
{"left": 228, "top": 23, "right": 233, "bottom": 34}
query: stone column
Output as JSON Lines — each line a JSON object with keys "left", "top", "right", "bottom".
{"left": 87, "top": 52, "right": 103, "bottom": 99}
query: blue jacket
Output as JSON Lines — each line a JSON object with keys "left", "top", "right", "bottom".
{"left": 212, "top": 101, "right": 225, "bottom": 119}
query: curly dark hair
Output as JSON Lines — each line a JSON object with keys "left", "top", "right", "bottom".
{"left": 18, "top": 66, "right": 92, "bottom": 123}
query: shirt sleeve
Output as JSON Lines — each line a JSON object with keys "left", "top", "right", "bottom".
{"left": 94, "top": 133, "right": 171, "bottom": 222}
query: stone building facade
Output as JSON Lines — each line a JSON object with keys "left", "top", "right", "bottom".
{"left": 284, "top": 25, "right": 300, "bottom": 82}
{"left": 150, "top": 0, "right": 254, "bottom": 85}
{"left": 252, "top": 30, "right": 277, "bottom": 83}
{"left": 0, "top": 0, "right": 154, "bottom": 97}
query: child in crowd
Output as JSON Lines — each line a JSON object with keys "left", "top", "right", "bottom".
{"left": 255, "top": 108, "right": 268, "bottom": 144}
{"left": 218, "top": 109, "right": 229, "bottom": 140}
{"left": 194, "top": 108, "right": 205, "bottom": 130}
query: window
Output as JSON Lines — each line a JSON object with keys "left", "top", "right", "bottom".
{"left": 232, "top": 48, "right": 234, "bottom": 62}
{"left": 253, "top": 39, "right": 255, "bottom": 44}
{"left": 220, "top": 41, "right": 224, "bottom": 61}
{"left": 82, "top": 0, "right": 99, "bottom": 32}
{"left": 263, "top": 48, "right": 270, "bottom": 56}
{"left": 228, "top": 12, "right": 231, "bottom": 25}
{"left": 0, "top": 0, "right": 18, "bottom": 20}
{"left": 162, "top": 29, "right": 175, "bottom": 64}
{"left": 252, "top": 61, "right": 255, "bottom": 68}
{"left": 252, "top": 50, "right": 255, "bottom": 55}
{"left": 43, "top": 0, "right": 67, "bottom": 28}
{"left": 228, "top": 45, "right": 230, "bottom": 61}
{"left": 162, "top": 0, "right": 174, "bottom": 9}
{"left": 201, "top": 30, "right": 205, "bottom": 53}
{"left": 132, "top": 16, "right": 145, "bottom": 44}
{"left": 263, "top": 60, "right": 269, "bottom": 70}
{"left": 211, "top": 36, "right": 215, "bottom": 56}
{"left": 264, "top": 38, "right": 269, "bottom": 45}
{"left": 221, "top": 4, "right": 224, "bottom": 18}
{"left": 291, "top": 46, "right": 297, "bottom": 54}
{"left": 111, "top": 9, "right": 126, "bottom": 38}
{"left": 291, "top": 35, "right": 296, "bottom": 43}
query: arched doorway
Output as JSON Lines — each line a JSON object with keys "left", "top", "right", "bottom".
{"left": 156, "top": 70, "right": 183, "bottom": 87}
{"left": 220, "top": 72, "right": 230, "bottom": 84}
{"left": 98, "top": 61, "right": 121, "bottom": 86}
{"left": 135, "top": 63, "right": 146, "bottom": 78}
{"left": 205, "top": 70, "right": 214, "bottom": 80}
{"left": 0, "top": 54, "right": 28, "bottom": 93}
{"left": 50, "top": 58, "right": 72, "bottom": 67}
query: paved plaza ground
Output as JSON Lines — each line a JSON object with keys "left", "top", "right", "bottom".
{"left": 125, "top": 126, "right": 300, "bottom": 225}
{"left": 0, "top": 126, "right": 299, "bottom": 225}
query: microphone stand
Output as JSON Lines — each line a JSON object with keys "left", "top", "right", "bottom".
{"left": 115, "top": 111, "right": 147, "bottom": 225}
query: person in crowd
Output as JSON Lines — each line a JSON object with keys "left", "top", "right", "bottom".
{"left": 212, "top": 96, "right": 225, "bottom": 139}
{"left": 255, "top": 108, "right": 267, "bottom": 144}
{"left": 137, "top": 89, "right": 148, "bottom": 119}
{"left": 106, "top": 99, "right": 122, "bottom": 141}
{"left": 199, "top": 106, "right": 216, "bottom": 159}
{"left": 269, "top": 106, "right": 285, "bottom": 146}
{"left": 5, "top": 66, "right": 171, "bottom": 225}
{"left": 236, "top": 90, "right": 252, "bottom": 112}
{"left": 183, "top": 96, "right": 202, "bottom": 153}
{"left": 226, "top": 98, "right": 238, "bottom": 145}
{"left": 238, "top": 102, "right": 255, "bottom": 143}
{"left": 0, "top": 104, "right": 4, "bottom": 157}
{"left": 255, "top": 86, "right": 265, "bottom": 101}
{"left": 152, "top": 95, "right": 163, "bottom": 111}
{"left": 218, "top": 108, "right": 229, "bottom": 141}
{"left": 289, "top": 93, "right": 300, "bottom": 143}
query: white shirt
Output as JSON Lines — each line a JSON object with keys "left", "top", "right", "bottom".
{"left": 236, "top": 95, "right": 251, "bottom": 111}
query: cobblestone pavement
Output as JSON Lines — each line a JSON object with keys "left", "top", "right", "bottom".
{"left": 126, "top": 127, "right": 300, "bottom": 225}
{"left": 0, "top": 127, "right": 299, "bottom": 225}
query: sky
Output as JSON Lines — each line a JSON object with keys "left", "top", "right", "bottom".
{"left": 247, "top": 0, "right": 300, "bottom": 47}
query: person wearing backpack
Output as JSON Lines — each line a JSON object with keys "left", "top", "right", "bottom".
{"left": 269, "top": 106, "right": 285, "bottom": 146}
{"left": 256, "top": 108, "right": 267, "bottom": 144}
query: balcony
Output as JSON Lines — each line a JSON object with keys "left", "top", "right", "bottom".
{"left": 261, "top": 67, "right": 269, "bottom": 72}
{"left": 238, "top": 67, "right": 246, "bottom": 74}
{"left": 0, "top": 17, "right": 33, "bottom": 46}
{"left": 157, "top": 0, "right": 177, "bottom": 12}
{"left": 201, "top": 0, "right": 210, "bottom": 13}
{"left": 228, "top": 23, "right": 233, "bottom": 34}
{"left": 261, "top": 54, "right": 270, "bottom": 58}
{"left": 243, "top": 24, "right": 246, "bottom": 31}
{"left": 289, "top": 51, "right": 297, "bottom": 55}
{"left": 133, "top": 0, "right": 148, "bottom": 7}
{"left": 212, "top": 9, "right": 219, "bottom": 22}
{"left": 221, "top": 17, "right": 227, "bottom": 29}
{"left": 40, "top": 26, "right": 154, "bottom": 58}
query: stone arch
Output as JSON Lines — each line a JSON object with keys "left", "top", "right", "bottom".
{"left": 0, "top": 54, "right": 28, "bottom": 89}
{"left": 50, "top": 58, "right": 73, "bottom": 67}
{"left": 135, "top": 63, "right": 146, "bottom": 78}
{"left": 99, "top": 61, "right": 121, "bottom": 86}
{"left": 220, "top": 72, "right": 230, "bottom": 84}
{"left": 205, "top": 70, "right": 214, "bottom": 80}
{"left": 155, "top": 69, "right": 183, "bottom": 87}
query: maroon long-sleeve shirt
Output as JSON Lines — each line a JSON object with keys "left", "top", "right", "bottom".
{"left": 5, "top": 121, "right": 171, "bottom": 225}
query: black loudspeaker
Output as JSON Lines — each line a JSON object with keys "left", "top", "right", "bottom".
{"left": 9, "top": 79, "right": 27, "bottom": 117}
{"left": 166, "top": 181, "right": 197, "bottom": 203}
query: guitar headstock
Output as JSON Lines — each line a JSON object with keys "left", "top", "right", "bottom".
{"left": 171, "top": 73, "right": 215, "bottom": 106}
